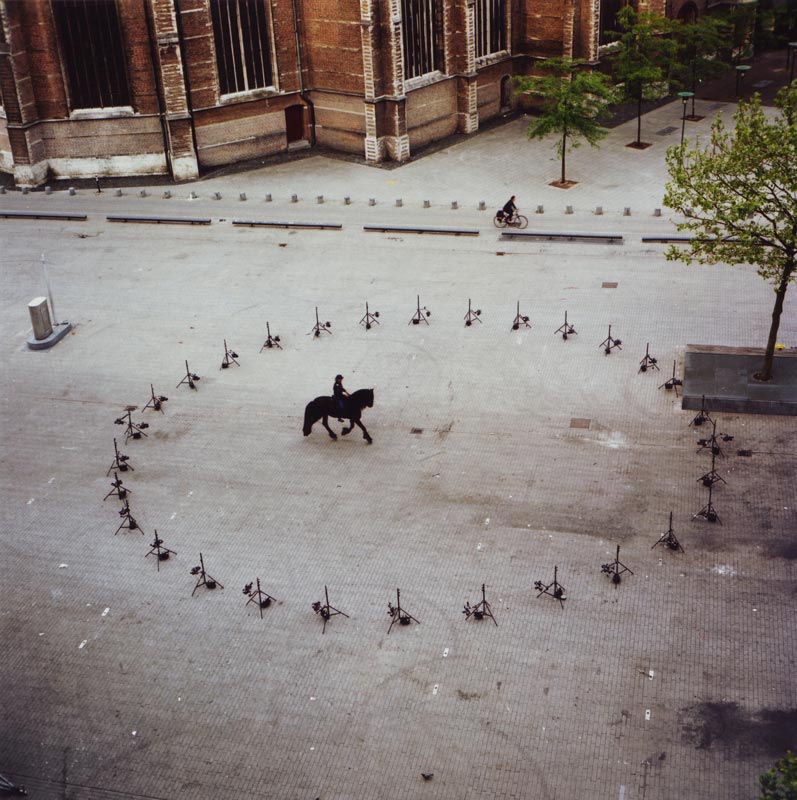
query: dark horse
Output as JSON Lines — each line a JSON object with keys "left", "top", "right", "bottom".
{"left": 303, "top": 388, "right": 374, "bottom": 444}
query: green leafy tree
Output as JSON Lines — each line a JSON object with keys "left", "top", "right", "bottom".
{"left": 609, "top": 6, "right": 679, "bottom": 147}
{"left": 759, "top": 750, "right": 797, "bottom": 799}
{"left": 672, "top": 15, "right": 731, "bottom": 119}
{"left": 718, "top": 2, "right": 758, "bottom": 64}
{"left": 514, "top": 58, "right": 617, "bottom": 185}
{"left": 663, "top": 86, "right": 797, "bottom": 382}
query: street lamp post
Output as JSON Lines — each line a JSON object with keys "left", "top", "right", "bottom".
{"left": 678, "top": 91, "right": 694, "bottom": 149}
{"left": 735, "top": 64, "right": 751, "bottom": 98}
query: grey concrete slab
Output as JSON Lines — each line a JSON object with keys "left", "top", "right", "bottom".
{"left": 684, "top": 345, "right": 797, "bottom": 414}
{"left": 1, "top": 99, "right": 796, "bottom": 800}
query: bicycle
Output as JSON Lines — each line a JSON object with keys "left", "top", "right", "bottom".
{"left": 493, "top": 209, "right": 528, "bottom": 229}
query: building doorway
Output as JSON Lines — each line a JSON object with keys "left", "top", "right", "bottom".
{"left": 285, "top": 105, "right": 307, "bottom": 147}
{"left": 500, "top": 76, "right": 512, "bottom": 113}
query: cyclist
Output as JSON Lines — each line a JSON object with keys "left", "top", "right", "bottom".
{"left": 501, "top": 195, "right": 517, "bottom": 223}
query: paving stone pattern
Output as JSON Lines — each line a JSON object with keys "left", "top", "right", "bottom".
{"left": 1, "top": 99, "right": 795, "bottom": 800}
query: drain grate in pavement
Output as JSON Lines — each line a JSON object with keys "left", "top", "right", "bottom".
{"left": 655, "top": 126, "right": 678, "bottom": 136}
{"left": 602, "top": 281, "right": 618, "bottom": 289}
{"left": 570, "top": 418, "right": 591, "bottom": 429}
{"left": 411, "top": 427, "right": 423, "bottom": 434}
{"left": 737, "top": 449, "right": 752, "bottom": 457}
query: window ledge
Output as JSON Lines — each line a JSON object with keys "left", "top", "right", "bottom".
{"left": 69, "top": 107, "right": 136, "bottom": 120}
{"left": 219, "top": 87, "right": 280, "bottom": 104}
{"left": 405, "top": 71, "right": 446, "bottom": 91}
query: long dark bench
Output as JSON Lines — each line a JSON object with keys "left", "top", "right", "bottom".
{"left": 364, "top": 224, "right": 479, "bottom": 237}
{"left": 106, "top": 214, "right": 212, "bottom": 225}
{"left": 0, "top": 210, "right": 87, "bottom": 221}
{"left": 501, "top": 230, "right": 623, "bottom": 244}
{"left": 232, "top": 220, "right": 342, "bottom": 230}
{"left": 641, "top": 235, "right": 738, "bottom": 244}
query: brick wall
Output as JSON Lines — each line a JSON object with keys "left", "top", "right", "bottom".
{"left": 0, "top": 0, "right": 697, "bottom": 183}
{"left": 521, "top": 0, "right": 568, "bottom": 58}
{"left": 476, "top": 59, "right": 514, "bottom": 120}
{"left": 406, "top": 78, "right": 458, "bottom": 149}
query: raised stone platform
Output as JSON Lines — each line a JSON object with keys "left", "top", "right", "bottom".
{"left": 683, "top": 344, "right": 797, "bottom": 415}
{"left": 26, "top": 321, "right": 71, "bottom": 350}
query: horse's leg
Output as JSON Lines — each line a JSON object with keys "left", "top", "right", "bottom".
{"left": 321, "top": 415, "right": 337, "bottom": 440}
{"left": 341, "top": 418, "right": 353, "bottom": 436}
{"left": 354, "top": 419, "right": 372, "bottom": 444}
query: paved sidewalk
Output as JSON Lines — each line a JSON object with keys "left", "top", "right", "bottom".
{"left": 1, "top": 97, "right": 795, "bottom": 800}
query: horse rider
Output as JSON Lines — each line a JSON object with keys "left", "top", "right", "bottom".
{"left": 333, "top": 374, "right": 349, "bottom": 420}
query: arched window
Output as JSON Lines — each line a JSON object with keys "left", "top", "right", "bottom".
{"left": 210, "top": 0, "right": 274, "bottom": 95}
{"left": 402, "top": 0, "right": 444, "bottom": 79}
{"left": 475, "top": 0, "right": 507, "bottom": 58}
{"left": 52, "top": 0, "right": 130, "bottom": 109}
{"left": 600, "top": 0, "right": 631, "bottom": 44}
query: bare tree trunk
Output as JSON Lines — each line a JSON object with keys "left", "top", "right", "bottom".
{"left": 637, "top": 89, "right": 643, "bottom": 145}
{"left": 757, "top": 260, "right": 794, "bottom": 381}
{"left": 561, "top": 127, "right": 567, "bottom": 183}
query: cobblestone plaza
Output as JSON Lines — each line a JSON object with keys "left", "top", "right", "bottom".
{"left": 1, "top": 101, "right": 795, "bottom": 799}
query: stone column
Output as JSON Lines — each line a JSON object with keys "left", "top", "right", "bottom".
{"left": 378, "top": 0, "right": 410, "bottom": 162}
{"left": 361, "top": 0, "right": 382, "bottom": 162}
{"left": 457, "top": 0, "right": 479, "bottom": 134}
{"left": 149, "top": 0, "right": 198, "bottom": 180}
{"left": 0, "top": 1, "right": 46, "bottom": 185}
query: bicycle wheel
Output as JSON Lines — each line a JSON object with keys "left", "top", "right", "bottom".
{"left": 514, "top": 215, "right": 528, "bottom": 230}
{"left": 493, "top": 214, "right": 508, "bottom": 229}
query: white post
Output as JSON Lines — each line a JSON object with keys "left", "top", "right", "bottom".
{"left": 41, "top": 253, "right": 58, "bottom": 324}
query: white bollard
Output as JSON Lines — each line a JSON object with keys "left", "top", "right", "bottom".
{"left": 28, "top": 297, "right": 53, "bottom": 341}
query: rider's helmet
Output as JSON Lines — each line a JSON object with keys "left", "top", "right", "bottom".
{"left": 335, "top": 374, "right": 344, "bottom": 381}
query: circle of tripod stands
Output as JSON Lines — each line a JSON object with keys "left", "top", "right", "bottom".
{"left": 98, "top": 296, "right": 714, "bottom": 640}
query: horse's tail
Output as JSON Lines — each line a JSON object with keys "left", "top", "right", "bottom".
{"left": 303, "top": 401, "right": 314, "bottom": 436}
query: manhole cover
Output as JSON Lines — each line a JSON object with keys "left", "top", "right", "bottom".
{"left": 570, "top": 418, "right": 591, "bottom": 429}
{"left": 410, "top": 427, "right": 423, "bottom": 434}
{"left": 602, "top": 282, "right": 618, "bottom": 289}
{"left": 655, "top": 126, "right": 678, "bottom": 136}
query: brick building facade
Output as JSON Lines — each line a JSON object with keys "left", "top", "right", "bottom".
{"left": 0, "top": 0, "right": 706, "bottom": 186}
